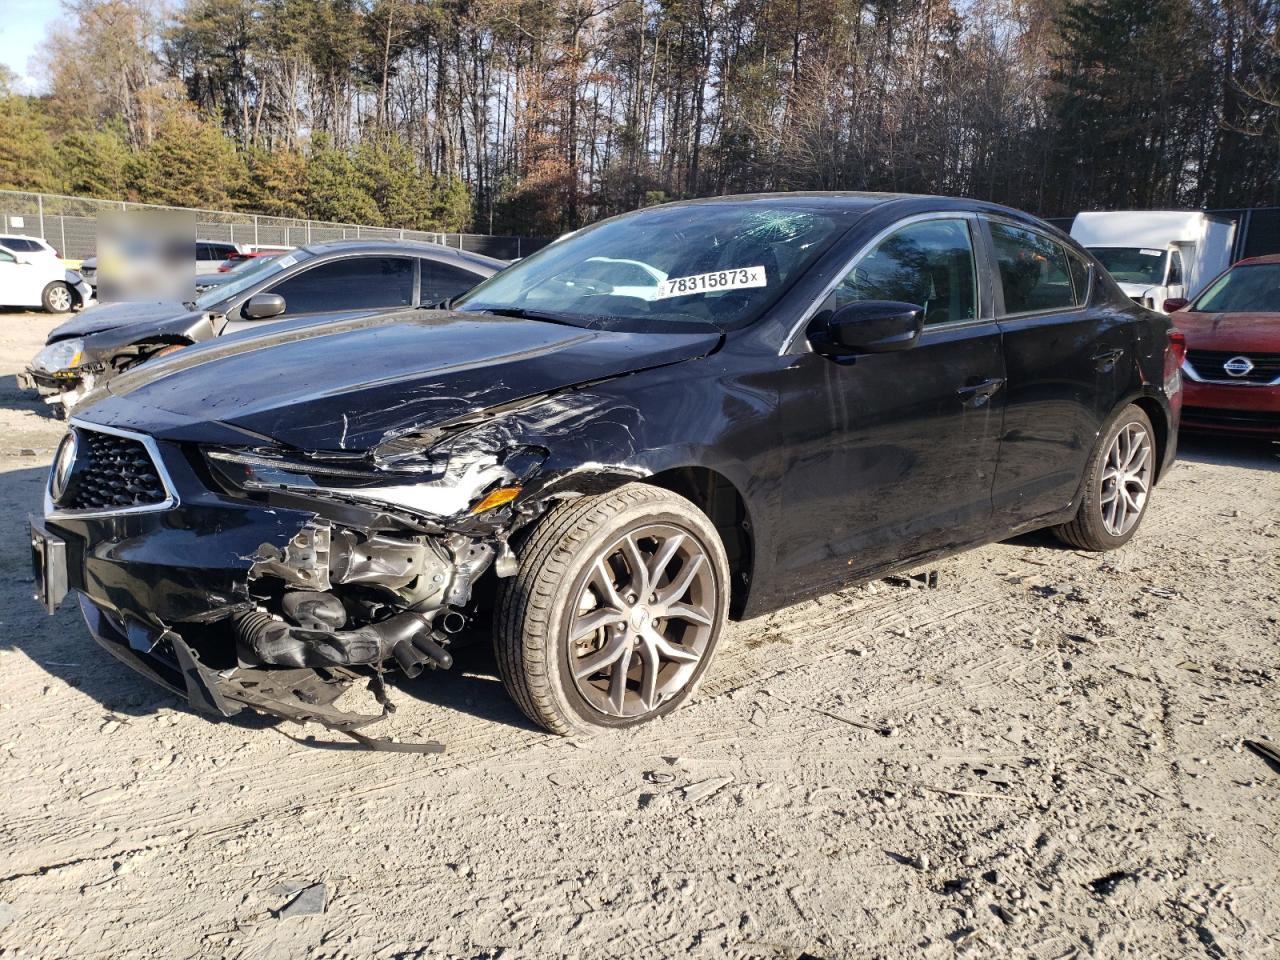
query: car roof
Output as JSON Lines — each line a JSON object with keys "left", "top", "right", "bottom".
{"left": 0, "top": 234, "right": 51, "bottom": 243}
{"left": 645, "top": 191, "right": 1055, "bottom": 229}
{"left": 298, "top": 237, "right": 506, "bottom": 269}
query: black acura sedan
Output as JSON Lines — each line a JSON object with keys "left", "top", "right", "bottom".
{"left": 32, "top": 193, "right": 1182, "bottom": 739}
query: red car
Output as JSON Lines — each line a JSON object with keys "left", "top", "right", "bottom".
{"left": 1166, "top": 254, "right": 1280, "bottom": 437}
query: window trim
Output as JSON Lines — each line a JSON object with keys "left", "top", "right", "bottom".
{"left": 780, "top": 211, "right": 987, "bottom": 355}
{"left": 981, "top": 215, "right": 1093, "bottom": 320}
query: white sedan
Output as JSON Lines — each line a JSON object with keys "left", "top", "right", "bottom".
{"left": 0, "top": 247, "right": 90, "bottom": 312}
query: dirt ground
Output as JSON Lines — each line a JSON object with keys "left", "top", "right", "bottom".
{"left": 0, "top": 311, "right": 1276, "bottom": 960}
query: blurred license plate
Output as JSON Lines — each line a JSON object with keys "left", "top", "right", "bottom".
{"left": 30, "top": 518, "right": 68, "bottom": 614}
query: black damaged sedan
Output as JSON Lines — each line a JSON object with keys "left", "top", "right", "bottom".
{"left": 32, "top": 193, "right": 1182, "bottom": 738}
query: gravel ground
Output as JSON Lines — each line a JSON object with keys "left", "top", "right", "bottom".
{"left": 0, "top": 311, "right": 1277, "bottom": 960}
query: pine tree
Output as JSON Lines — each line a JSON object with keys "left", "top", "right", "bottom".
{"left": 305, "top": 134, "right": 382, "bottom": 224}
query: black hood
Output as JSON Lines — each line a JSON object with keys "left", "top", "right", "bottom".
{"left": 82, "top": 309, "right": 721, "bottom": 451}
{"left": 48, "top": 300, "right": 199, "bottom": 341}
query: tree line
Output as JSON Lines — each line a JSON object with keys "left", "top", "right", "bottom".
{"left": 0, "top": 0, "right": 1276, "bottom": 235}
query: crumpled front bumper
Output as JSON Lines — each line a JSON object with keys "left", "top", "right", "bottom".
{"left": 16, "top": 367, "right": 81, "bottom": 399}
{"left": 77, "top": 593, "right": 393, "bottom": 730}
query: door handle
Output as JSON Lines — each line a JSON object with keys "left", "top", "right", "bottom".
{"left": 956, "top": 377, "right": 1004, "bottom": 408}
{"left": 1092, "top": 347, "right": 1125, "bottom": 370}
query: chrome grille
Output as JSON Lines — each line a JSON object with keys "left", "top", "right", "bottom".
{"left": 58, "top": 427, "right": 168, "bottom": 511}
{"left": 1185, "top": 349, "right": 1280, "bottom": 385}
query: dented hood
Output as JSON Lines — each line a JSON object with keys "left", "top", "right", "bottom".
{"left": 47, "top": 299, "right": 199, "bottom": 341}
{"left": 88, "top": 309, "right": 721, "bottom": 450}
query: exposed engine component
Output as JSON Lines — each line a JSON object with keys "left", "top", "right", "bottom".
{"left": 233, "top": 602, "right": 455, "bottom": 676}
{"left": 249, "top": 521, "right": 333, "bottom": 591}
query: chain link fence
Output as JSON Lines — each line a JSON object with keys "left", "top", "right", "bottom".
{"left": 0, "top": 190, "right": 551, "bottom": 263}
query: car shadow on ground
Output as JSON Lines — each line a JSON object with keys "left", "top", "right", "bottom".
{"left": 1004, "top": 433, "right": 1276, "bottom": 552}
{"left": 385, "top": 633, "right": 545, "bottom": 735}
{"left": 1176, "top": 432, "right": 1278, "bottom": 471}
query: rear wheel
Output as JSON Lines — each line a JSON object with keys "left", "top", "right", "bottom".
{"left": 1054, "top": 405, "right": 1156, "bottom": 550}
{"left": 42, "top": 282, "right": 72, "bottom": 313}
{"left": 495, "top": 483, "right": 730, "bottom": 736}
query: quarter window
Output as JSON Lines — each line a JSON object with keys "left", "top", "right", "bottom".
{"left": 267, "top": 257, "right": 415, "bottom": 315}
{"left": 988, "top": 222, "right": 1076, "bottom": 315}
{"left": 1067, "top": 249, "right": 1092, "bottom": 305}
{"left": 830, "top": 218, "right": 978, "bottom": 326}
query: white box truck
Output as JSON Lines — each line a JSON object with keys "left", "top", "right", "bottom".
{"left": 1070, "top": 210, "right": 1236, "bottom": 313}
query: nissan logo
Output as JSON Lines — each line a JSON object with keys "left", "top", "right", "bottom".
{"left": 50, "top": 429, "right": 78, "bottom": 503}
{"left": 1222, "top": 355, "right": 1254, "bottom": 378}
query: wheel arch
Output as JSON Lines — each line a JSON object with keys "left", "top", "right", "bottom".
{"left": 1129, "top": 392, "right": 1173, "bottom": 484}
{"left": 643, "top": 466, "right": 755, "bottom": 620}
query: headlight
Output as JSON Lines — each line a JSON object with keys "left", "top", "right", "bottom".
{"left": 32, "top": 338, "right": 85, "bottom": 373}
{"left": 204, "top": 443, "right": 543, "bottom": 520}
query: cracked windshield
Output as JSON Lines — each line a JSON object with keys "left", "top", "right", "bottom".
{"left": 456, "top": 202, "right": 860, "bottom": 329}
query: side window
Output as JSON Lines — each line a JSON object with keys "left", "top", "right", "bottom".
{"left": 268, "top": 257, "right": 415, "bottom": 315}
{"left": 1168, "top": 250, "right": 1184, "bottom": 286}
{"left": 197, "top": 243, "right": 214, "bottom": 262}
{"left": 1067, "top": 249, "right": 1091, "bottom": 306}
{"left": 988, "top": 222, "right": 1075, "bottom": 315}
{"left": 830, "top": 218, "right": 977, "bottom": 326}
{"left": 425, "top": 261, "right": 485, "bottom": 301}
{"left": 0, "top": 249, "right": 15, "bottom": 263}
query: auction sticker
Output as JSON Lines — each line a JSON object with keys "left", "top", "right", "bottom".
{"left": 654, "top": 265, "right": 767, "bottom": 300}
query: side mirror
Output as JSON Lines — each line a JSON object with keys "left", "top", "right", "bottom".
{"left": 810, "top": 300, "right": 924, "bottom": 354}
{"left": 1162, "top": 298, "right": 1189, "bottom": 314}
{"left": 242, "top": 292, "right": 286, "bottom": 319}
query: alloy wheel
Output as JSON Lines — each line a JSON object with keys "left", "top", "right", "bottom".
{"left": 568, "top": 524, "right": 717, "bottom": 718}
{"left": 48, "top": 286, "right": 72, "bottom": 312}
{"left": 1100, "top": 422, "right": 1153, "bottom": 537}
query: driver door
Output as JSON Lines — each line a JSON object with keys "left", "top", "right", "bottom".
{"left": 774, "top": 214, "right": 1006, "bottom": 601}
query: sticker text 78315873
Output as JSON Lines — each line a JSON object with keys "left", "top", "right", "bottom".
{"left": 653, "top": 265, "right": 767, "bottom": 300}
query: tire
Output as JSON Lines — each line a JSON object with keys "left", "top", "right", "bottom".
{"left": 41, "top": 282, "right": 72, "bottom": 313}
{"left": 494, "top": 483, "right": 731, "bottom": 736}
{"left": 1054, "top": 405, "right": 1157, "bottom": 551}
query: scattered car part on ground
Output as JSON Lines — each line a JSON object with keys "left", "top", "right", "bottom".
{"left": 16, "top": 239, "right": 503, "bottom": 418}
{"left": 31, "top": 192, "right": 1181, "bottom": 741}
{"left": 1169, "top": 255, "right": 1280, "bottom": 437}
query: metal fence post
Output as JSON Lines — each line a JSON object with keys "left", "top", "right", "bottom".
{"left": 253, "top": 215, "right": 259, "bottom": 246}
{"left": 59, "top": 216, "right": 66, "bottom": 256}
{"left": 37, "top": 194, "right": 45, "bottom": 238}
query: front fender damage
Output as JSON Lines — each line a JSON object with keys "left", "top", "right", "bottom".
{"left": 190, "top": 386, "right": 652, "bottom": 748}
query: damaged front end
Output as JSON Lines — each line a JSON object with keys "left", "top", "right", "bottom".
{"left": 38, "top": 413, "right": 552, "bottom": 747}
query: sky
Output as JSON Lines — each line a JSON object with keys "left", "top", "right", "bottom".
{"left": 0, "top": 0, "right": 57, "bottom": 93}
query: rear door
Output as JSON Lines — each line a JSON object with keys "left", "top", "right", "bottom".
{"left": 984, "top": 218, "right": 1132, "bottom": 528}
{"left": 776, "top": 213, "right": 1006, "bottom": 599}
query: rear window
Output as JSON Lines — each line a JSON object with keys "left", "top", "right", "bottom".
{"left": 1, "top": 238, "right": 40, "bottom": 252}
{"left": 988, "top": 222, "right": 1076, "bottom": 315}
{"left": 425, "top": 260, "right": 486, "bottom": 301}
{"left": 1193, "top": 263, "right": 1280, "bottom": 313}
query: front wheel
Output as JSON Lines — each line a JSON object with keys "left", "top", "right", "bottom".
{"left": 494, "top": 483, "right": 730, "bottom": 736}
{"left": 42, "top": 282, "right": 72, "bottom": 313}
{"left": 1054, "top": 405, "right": 1157, "bottom": 550}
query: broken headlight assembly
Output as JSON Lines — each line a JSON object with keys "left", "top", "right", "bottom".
{"left": 32, "top": 338, "right": 85, "bottom": 375}
{"left": 203, "top": 439, "right": 544, "bottom": 521}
